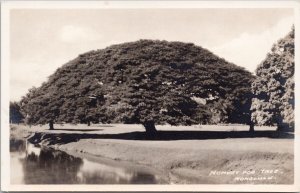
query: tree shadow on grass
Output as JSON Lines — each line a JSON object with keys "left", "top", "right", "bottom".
{"left": 53, "top": 129, "right": 104, "bottom": 132}
{"left": 28, "top": 130, "right": 294, "bottom": 145}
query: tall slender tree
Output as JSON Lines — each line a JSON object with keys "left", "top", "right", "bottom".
{"left": 251, "top": 27, "right": 294, "bottom": 131}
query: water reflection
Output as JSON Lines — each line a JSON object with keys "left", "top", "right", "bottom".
{"left": 10, "top": 138, "right": 26, "bottom": 152}
{"left": 23, "top": 147, "right": 83, "bottom": 184}
{"left": 77, "top": 159, "right": 158, "bottom": 184}
{"left": 10, "top": 139, "right": 163, "bottom": 184}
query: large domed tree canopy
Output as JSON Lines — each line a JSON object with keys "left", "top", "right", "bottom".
{"left": 20, "top": 40, "right": 254, "bottom": 133}
{"left": 251, "top": 28, "right": 294, "bottom": 132}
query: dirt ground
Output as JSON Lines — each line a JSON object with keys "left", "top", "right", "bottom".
{"left": 10, "top": 123, "right": 294, "bottom": 184}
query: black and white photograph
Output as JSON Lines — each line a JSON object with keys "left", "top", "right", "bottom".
{"left": 1, "top": 0, "right": 299, "bottom": 192}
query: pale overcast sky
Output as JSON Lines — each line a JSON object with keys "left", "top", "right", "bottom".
{"left": 10, "top": 9, "right": 294, "bottom": 101}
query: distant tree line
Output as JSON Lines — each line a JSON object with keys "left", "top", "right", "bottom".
{"left": 11, "top": 27, "right": 294, "bottom": 135}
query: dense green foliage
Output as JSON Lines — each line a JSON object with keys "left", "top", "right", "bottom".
{"left": 20, "top": 40, "right": 254, "bottom": 131}
{"left": 251, "top": 28, "right": 294, "bottom": 131}
{"left": 10, "top": 101, "right": 24, "bottom": 124}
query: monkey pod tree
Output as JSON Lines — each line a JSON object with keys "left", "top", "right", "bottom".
{"left": 251, "top": 28, "right": 294, "bottom": 132}
{"left": 20, "top": 40, "right": 254, "bottom": 133}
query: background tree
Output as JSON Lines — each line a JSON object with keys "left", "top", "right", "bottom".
{"left": 251, "top": 27, "right": 294, "bottom": 131}
{"left": 10, "top": 101, "right": 24, "bottom": 124}
{"left": 21, "top": 40, "right": 253, "bottom": 133}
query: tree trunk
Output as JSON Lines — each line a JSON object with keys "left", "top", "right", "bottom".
{"left": 87, "top": 121, "right": 91, "bottom": 126}
{"left": 277, "top": 124, "right": 285, "bottom": 132}
{"left": 249, "top": 122, "right": 254, "bottom": 132}
{"left": 49, "top": 120, "right": 54, "bottom": 130}
{"left": 143, "top": 121, "right": 157, "bottom": 135}
{"left": 276, "top": 119, "right": 286, "bottom": 132}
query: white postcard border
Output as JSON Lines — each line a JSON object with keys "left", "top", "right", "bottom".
{"left": 1, "top": 1, "right": 300, "bottom": 192}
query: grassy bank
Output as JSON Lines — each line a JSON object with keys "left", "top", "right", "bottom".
{"left": 10, "top": 124, "right": 294, "bottom": 184}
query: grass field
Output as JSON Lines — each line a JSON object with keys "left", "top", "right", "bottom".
{"left": 10, "top": 123, "right": 294, "bottom": 184}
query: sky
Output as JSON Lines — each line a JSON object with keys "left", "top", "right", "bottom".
{"left": 10, "top": 8, "right": 294, "bottom": 101}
